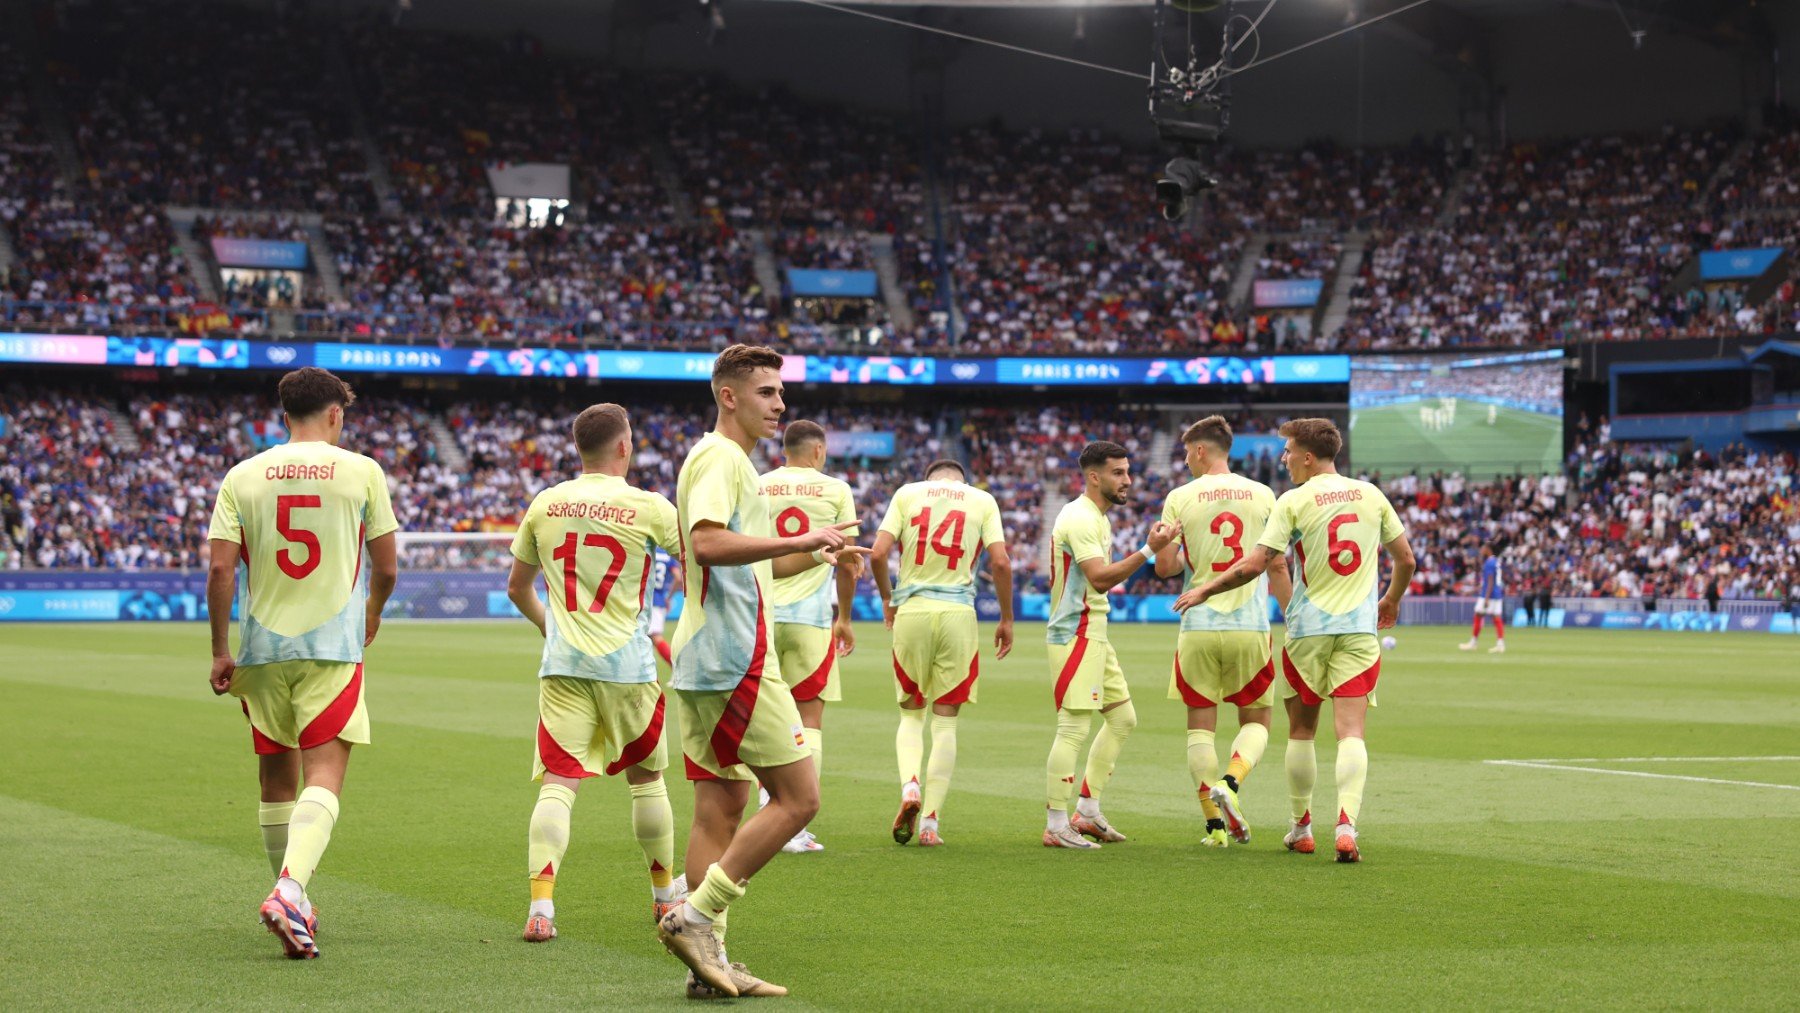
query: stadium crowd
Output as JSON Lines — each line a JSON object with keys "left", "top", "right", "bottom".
{"left": 2, "top": 6, "right": 1795, "bottom": 354}
{"left": 3, "top": 385, "right": 1795, "bottom": 611}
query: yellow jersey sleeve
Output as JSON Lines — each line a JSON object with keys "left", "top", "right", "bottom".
{"left": 651, "top": 493, "right": 682, "bottom": 554}
{"left": 1376, "top": 487, "right": 1405, "bottom": 543}
{"left": 683, "top": 442, "right": 740, "bottom": 533}
{"left": 1065, "top": 504, "right": 1110, "bottom": 564}
{"left": 207, "top": 469, "right": 243, "bottom": 544}
{"left": 979, "top": 492, "right": 1005, "bottom": 549}
{"left": 363, "top": 460, "right": 400, "bottom": 541}
{"left": 1256, "top": 489, "right": 1302, "bottom": 554}
{"left": 877, "top": 485, "right": 913, "bottom": 540}
{"left": 510, "top": 494, "right": 543, "bottom": 566}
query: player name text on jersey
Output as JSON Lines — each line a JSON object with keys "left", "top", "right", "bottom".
{"left": 544, "top": 501, "right": 640, "bottom": 523}
{"left": 264, "top": 463, "right": 338, "bottom": 481}
{"left": 1313, "top": 488, "right": 1365, "bottom": 506}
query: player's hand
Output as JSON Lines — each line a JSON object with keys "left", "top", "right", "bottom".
{"left": 797, "top": 521, "right": 860, "bottom": 554}
{"left": 1147, "top": 520, "right": 1179, "bottom": 553}
{"left": 833, "top": 619, "right": 856, "bottom": 657}
{"left": 994, "top": 619, "right": 1014, "bottom": 660}
{"left": 838, "top": 550, "right": 866, "bottom": 580}
{"left": 364, "top": 610, "right": 382, "bottom": 646}
{"left": 209, "top": 654, "right": 235, "bottom": 696}
{"left": 882, "top": 600, "right": 897, "bottom": 630}
{"left": 820, "top": 545, "right": 871, "bottom": 569}
{"left": 1377, "top": 597, "right": 1400, "bottom": 629}
{"left": 1173, "top": 586, "right": 1209, "bottom": 613}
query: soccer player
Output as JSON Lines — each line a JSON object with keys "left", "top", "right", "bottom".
{"left": 1153, "top": 416, "right": 1292, "bottom": 847}
{"left": 648, "top": 545, "right": 680, "bottom": 667}
{"left": 758, "top": 419, "right": 860, "bottom": 855}
{"left": 870, "top": 458, "right": 1014, "bottom": 847}
{"left": 505, "top": 404, "right": 684, "bottom": 944}
{"left": 1175, "top": 418, "right": 1415, "bottom": 864}
{"left": 205, "top": 367, "right": 399, "bottom": 960}
{"left": 658, "top": 344, "right": 866, "bottom": 998}
{"left": 1460, "top": 544, "right": 1506, "bottom": 653}
{"left": 1042, "top": 441, "right": 1177, "bottom": 850}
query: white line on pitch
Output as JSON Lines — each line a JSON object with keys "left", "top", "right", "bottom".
{"left": 1508, "top": 756, "right": 1800, "bottom": 764}
{"left": 1483, "top": 760, "right": 1800, "bottom": 792}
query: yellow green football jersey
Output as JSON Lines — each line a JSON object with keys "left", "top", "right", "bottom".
{"left": 760, "top": 465, "right": 857, "bottom": 627}
{"left": 1255, "top": 473, "right": 1404, "bottom": 638}
{"left": 1160, "top": 472, "right": 1277, "bottom": 632}
{"left": 876, "top": 480, "right": 1006, "bottom": 611}
{"left": 511, "top": 473, "right": 681, "bottom": 682}
{"left": 207, "top": 441, "right": 399, "bottom": 666}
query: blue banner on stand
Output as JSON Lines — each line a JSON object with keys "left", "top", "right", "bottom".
{"left": 787, "top": 269, "right": 880, "bottom": 298}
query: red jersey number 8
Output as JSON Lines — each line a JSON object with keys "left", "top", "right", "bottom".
{"left": 1327, "top": 513, "right": 1362, "bottom": 576}
{"left": 776, "top": 506, "right": 810, "bottom": 538}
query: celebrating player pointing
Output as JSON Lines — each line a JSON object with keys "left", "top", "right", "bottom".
{"left": 1175, "top": 418, "right": 1415, "bottom": 864}
{"left": 658, "top": 344, "right": 868, "bottom": 998}
{"left": 206, "top": 367, "right": 399, "bottom": 960}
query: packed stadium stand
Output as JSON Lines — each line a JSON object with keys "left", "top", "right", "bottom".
{"left": 1, "top": 3, "right": 1795, "bottom": 352}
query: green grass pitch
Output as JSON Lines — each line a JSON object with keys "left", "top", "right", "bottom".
{"left": 2, "top": 620, "right": 1797, "bottom": 1009}
{"left": 1350, "top": 401, "right": 1562, "bottom": 479}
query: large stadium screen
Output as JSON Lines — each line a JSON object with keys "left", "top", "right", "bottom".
{"left": 1349, "top": 350, "right": 1564, "bottom": 479}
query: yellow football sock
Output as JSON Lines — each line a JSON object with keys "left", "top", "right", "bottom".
{"left": 628, "top": 779, "right": 674, "bottom": 896}
{"left": 687, "top": 863, "right": 745, "bottom": 922}
{"left": 278, "top": 786, "right": 339, "bottom": 890}
{"left": 1186, "top": 729, "right": 1222, "bottom": 819}
{"left": 1045, "top": 708, "right": 1088, "bottom": 811}
{"left": 528, "top": 782, "right": 576, "bottom": 902}
{"left": 258, "top": 800, "right": 294, "bottom": 878}
{"left": 1336, "top": 736, "right": 1368, "bottom": 825}
{"left": 1226, "top": 721, "right": 1270, "bottom": 784}
{"left": 803, "top": 727, "right": 823, "bottom": 777}
{"left": 712, "top": 905, "right": 729, "bottom": 947}
{"left": 1286, "top": 739, "right": 1316, "bottom": 822}
{"left": 922, "top": 714, "right": 957, "bottom": 819}
{"left": 1080, "top": 700, "right": 1136, "bottom": 803}
{"left": 896, "top": 709, "right": 925, "bottom": 785}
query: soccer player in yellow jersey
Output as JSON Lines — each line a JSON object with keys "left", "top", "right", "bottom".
{"left": 1154, "top": 416, "right": 1292, "bottom": 848}
{"left": 1177, "top": 418, "right": 1415, "bottom": 864}
{"left": 758, "top": 419, "right": 860, "bottom": 855}
{"left": 505, "top": 404, "right": 684, "bottom": 945}
{"left": 871, "top": 458, "right": 1014, "bottom": 847}
{"left": 657, "top": 344, "right": 867, "bottom": 998}
{"left": 1042, "top": 441, "right": 1177, "bottom": 850}
{"left": 205, "top": 367, "right": 399, "bottom": 960}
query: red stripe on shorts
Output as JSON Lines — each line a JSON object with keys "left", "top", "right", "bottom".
{"left": 684, "top": 755, "right": 720, "bottom": 781}
{"left": 537, "top": 719, "right": 596, "bottom": 779}
{"left": 605, "top": 692, "right": 666, "bottom": 775}
{"left": 791, "top": 639, "right": 835, "bottom": 702}
{"left": 1224, "top": 648, "right": 1277, "bottom": 707}
{"left": 1331, "top": 656, "right": 1381, "bottom": 699}
{"left": 1053, "top": 636, "right": 1090, "bottom": 710}
{"left": 708, "top": 586, "right": 768, "bottom": 768}
{"left": 1281, "top": 648, "right": 1323, "bottom": 706}
{"left": 1172, "top": 653, "right": 1215, "bottom": 708}
{"left": 892, "top": 652, "right": 924, "bottom": 708}
{"left": 242, "top": 699, "right": 290, "bottom": 755}
{"left": 936, "top": 652, "right": 979, "bottom": 706}
{"left": 298, "top": 663, "right": 363, "bottom": 749}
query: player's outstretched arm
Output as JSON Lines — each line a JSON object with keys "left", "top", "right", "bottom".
{"left": 1377, "top": 532, "right": 1416, "bottom": 629}
{"left": 206, "top": 537, "right": 239, "bottom": 694}
{"left": 507, "top": 558, "right": 547, "bottom": 637}
{"left": 364, "top": 532, "right": 398, "bottom": 646}
{"left": 1078, "top": 521, "right": 1178, "bottom": 594}
{"left": 1176, "top": 544, "right": 1276, "bottom": 612}
{"left": 988, "top": 541, "right": 1014, "bottom": 659}
{"left": 693, "top": 518, "right": 857, "bottom": 569}
{"left": 1153, "top": 539, "right": 1185, "bottom": 579}
{"left": 869, "top": 530, "right": 898, "bottom": 629}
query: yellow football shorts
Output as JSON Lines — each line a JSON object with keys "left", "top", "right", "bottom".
{"left": 1169, "top": 630, "right": 1276, "bottom": 709}
{"left": 891, "top": 606, "right": 980, "bottom": 707}
{"left": 1280, "top": 633, "right": 1382, "bottom": 705}
{"left": 775, "top": 622, "right": 840, "bottom": 703}
{"left": 534, "top": 676, "right": 668, "bottom": 781}
{"left": 232, "top": 659, "right": 369, "bottom": 755}
{"left": 1048, "top": 636, "right": 1129, "bottom": 712}
{"left": 676, "top": 671, "right": 809, "bottom": 782}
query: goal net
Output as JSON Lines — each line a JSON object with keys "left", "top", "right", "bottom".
{"left": 396, "top": 531, "right": 517, "bottom": 571}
